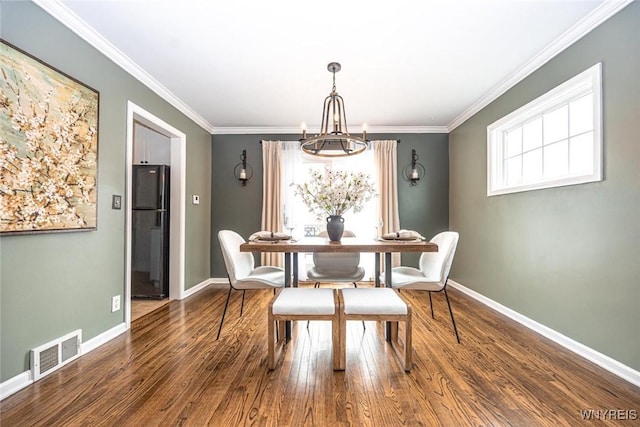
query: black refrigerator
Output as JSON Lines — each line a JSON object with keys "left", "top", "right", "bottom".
{"left": 131, "top": 164, "right": 170, "bottom": 299}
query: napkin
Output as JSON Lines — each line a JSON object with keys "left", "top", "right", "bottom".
{"left": 248, "top": 230, "right": 291, "bottom": 241}
{"left": 381, "top": 229, "right": 425, "bottom": 241}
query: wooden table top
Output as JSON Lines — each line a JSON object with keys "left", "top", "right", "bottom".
{"left": 240, "top": 236, "right": 438, "bottom": 253}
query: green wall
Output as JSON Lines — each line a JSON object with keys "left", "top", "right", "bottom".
{"left": 0, "top": 2, "right": 211, "bottom": 381}
{"left": 449, "top": 2, "right": 639, "bottom": 370}
{"left": 210, "top": 133, "right": 449, "bottom": 277}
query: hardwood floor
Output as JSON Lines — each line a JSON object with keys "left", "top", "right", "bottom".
{"left": 131, "top": 297, "right": 169, "bottom": 321}
{"left": 2, "top": 283, "right": 638, "bottom": 426}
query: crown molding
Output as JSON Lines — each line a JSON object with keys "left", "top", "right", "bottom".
{"left": 33, "top": 0, "right": 216, "bottom": 134}
{"left": 366, "top": 126, "right": 450, "bottom": 134}
{"left": 211, "top": 127, "right": 302, "bottom": 135}
{"left": 34, "top": 0, "right": 630, "bottom": 136}
{"left": 212, "top": 125, "right": 449, "bottom": 135}
{"left": 447, "top": 0, "right": 634, "bottom": 132}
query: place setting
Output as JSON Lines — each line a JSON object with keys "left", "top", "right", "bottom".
{"left": 248, "top": 230, "right": 294, "bottom": 242}
{"left": 378, "top": 229, "right": 426, "bottom": 242}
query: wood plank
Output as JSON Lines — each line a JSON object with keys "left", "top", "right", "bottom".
{"left": 1, "top": 283, "right": 638, "bottom": 426}
{"left": 241, "top": 237, "right": 438, "bottom": 253}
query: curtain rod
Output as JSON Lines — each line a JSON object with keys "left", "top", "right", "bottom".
{"left": 258, "top": 139, "right": 401, "bottom": 144}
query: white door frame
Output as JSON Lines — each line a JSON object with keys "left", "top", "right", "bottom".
{"left": 125, "top": 101, "right": 186, "bottom": 328}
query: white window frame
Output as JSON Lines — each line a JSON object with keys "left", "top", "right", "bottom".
{"left": 487, "top": 63, "right": 603, "bottom": 196}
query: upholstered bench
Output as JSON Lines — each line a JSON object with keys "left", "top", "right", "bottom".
{"left": 338, "top": 288, "right": 412, "bottom": 371}
{"left": 268, "top": 288, "right": 341, "bottom": 370}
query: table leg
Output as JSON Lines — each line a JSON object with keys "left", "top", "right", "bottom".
{"left": 293, "top": 253, "right": 298, "bottom": 287}
{"left": 284, "top": 252, "right": 292, "bottom": 340}
{"left": 374, "top": 254, "right": 381, "bottom": 287}
{"left": 385, "top": 252, "right": 392, "bottom": 341}
{"left": 284, "top": 253, "right": 291, "bottom": 287}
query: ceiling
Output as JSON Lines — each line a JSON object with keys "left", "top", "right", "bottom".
{"left": 37, "top": 0, "right": 628, "bottom": 134}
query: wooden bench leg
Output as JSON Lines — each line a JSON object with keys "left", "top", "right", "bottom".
{"left": 333, "top": 313, "right": 343, "bottom": 370}
{"left": 278, "top": 319, "right": 285, "bottom": 344}
{"left": 404, "top": 306, "right": 412, "bottom": 371}
{"left": 390, "top": 321, "right": 399, "bottom": 342}
{"left": 269, "top": 318, "right": 288, "bottom": 370}
{"left": 336, "top": 291, "right": 345, "bottom": 371}
{"left": 268, "top": 312, "right": 275, "bottom": 370}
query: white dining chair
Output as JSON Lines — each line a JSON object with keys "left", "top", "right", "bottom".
{"left": 385, "top": 231, "right": 461, "bottom": 343}
{"left": 307, "top": 230, "right": 365, "bottom": 288}
{"left": 217, "top": 230, "right": 285, "bottom": 340}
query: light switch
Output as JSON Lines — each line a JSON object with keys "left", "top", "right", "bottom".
{"left": 112, "top": 195, "right": 122, "bottom": 209}
{"left": 192, "top": 195, "right": 200, "bottom": 205}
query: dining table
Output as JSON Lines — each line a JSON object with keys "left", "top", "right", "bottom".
{"left": 240, "top": 236, "right": 438, "bottom": 340}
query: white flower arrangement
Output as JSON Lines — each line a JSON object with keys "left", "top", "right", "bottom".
{"left": 293, "top": 168, "right": 376, "bottom": 219}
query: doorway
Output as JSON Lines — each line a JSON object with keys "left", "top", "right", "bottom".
{"left": 125, "top": 101, "right": 186, "bottom": 328}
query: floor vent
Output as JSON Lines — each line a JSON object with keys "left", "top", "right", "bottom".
{"left": 30, "top": 330, "right": 82, "bottom": 381}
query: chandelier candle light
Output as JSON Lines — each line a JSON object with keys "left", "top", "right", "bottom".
{"left": 293, "top": 168, "right": 376, "bottom": 241}
{"left": 299, "top": 62, "right": 368, "bottom": 157}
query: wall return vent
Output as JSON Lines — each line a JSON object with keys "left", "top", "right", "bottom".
{"left": 30, "top": 330, "right": 82, "bottom": 381}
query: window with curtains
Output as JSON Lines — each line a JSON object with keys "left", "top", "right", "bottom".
{"left": 281, "top": 145, "right": 379, "bottom": 280}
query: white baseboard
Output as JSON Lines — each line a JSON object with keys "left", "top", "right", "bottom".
{"left": 182, "top": 278, "right": 212, "bottom": 299}
{"left": 1, "top": 322, "right": 127, "bottom": 401}
{"left": 81, "top": 322, "right": 127, "bottom": 355}
{"left": 181, "top": 277, "right": 227, "bottom": 299}
{"left": 207, "top": 278, "right": 229, "bottom": 288}
{"left": 448, "top": 279, "right": 640, "bottom": 388}
{"left": 2, "top": 278, "right": 230, "bottom": 401}
{"left": 1, "top": 279, "right": 227, "bottom": 401}
{"left": 0, "top": 371, "right": 32, "bottom": 401}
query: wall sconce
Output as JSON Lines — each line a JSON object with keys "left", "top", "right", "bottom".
{"left": 233, "top": 149, "right": 253, "bottom": 186}
{"left": 402, "top": 149, "right": 425, "bottom": 186}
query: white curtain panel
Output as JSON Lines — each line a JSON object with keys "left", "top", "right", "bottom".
{"left": 260, "top": 140, "right": 283, "bottom": 267}
{"left": 372, "top": 140, "right": 401, "bottom": 268}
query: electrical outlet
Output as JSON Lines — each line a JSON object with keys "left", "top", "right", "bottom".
{"left": 111, "top": 295, "right": 121, "bottom": 312}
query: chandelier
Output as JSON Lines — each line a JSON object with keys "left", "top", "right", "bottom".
{"left": 300, "top": 62, "right": 368, "bottom": 157}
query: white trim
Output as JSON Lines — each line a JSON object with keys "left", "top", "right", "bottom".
{"left": 32, "top": 0, "right": 631, "bottom": 136}
{"left": 81, "top": 323, "right": 127, "bottom": 355}
{"left": 0, "top": 371, "right": 32, "bottom": 401}
{"left": 173, "top": 136, "right": 187, "bottom": 300}
{"left": 365, "top": 126, "right": 449, "bottom": 134}
{"left": 181, "top": 278, "right": 218, "bottom": 299}
{"left": 448, "top": 0, "right": 633, "bottom": 131}
{"left": 486, "top": 63, "right": 602, "bottom": 196}
{"left": 448, "top": 279, "right": 640, "bottom": 388}
{"left": 1, "top": 323, "right": 127, "bottom": 401}
{"left": 208, "top": 278, "right": 231, "bottom": 288}
{"left": 211, "top": 125, "right": 449, "bottom": 135}
{"left": 32, "top": 0, "right": 214, "bottom": 134}
{"left": 125, "top": 102, "right": 187, "bottom": 328}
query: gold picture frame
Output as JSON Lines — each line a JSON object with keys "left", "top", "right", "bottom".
{"left": 1, "top": 39, "right": 99, "bottom": 235}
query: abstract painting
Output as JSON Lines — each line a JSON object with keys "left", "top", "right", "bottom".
{"left": 1, "top": 40, "right": 99, "bottom": 235}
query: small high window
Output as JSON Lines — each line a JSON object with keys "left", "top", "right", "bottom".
{"left": 487, "top": 63, "right": 602, "bottom": 196}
